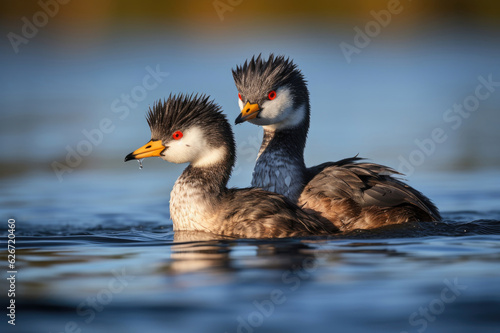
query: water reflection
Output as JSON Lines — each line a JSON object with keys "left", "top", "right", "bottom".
{"left": 170, "top": 231, "right": 233, "bottom": 274}
{"left": 170, "top": 231, "right": 323, "bottom": 275}
{"left": 8, "top": 217, "right": 500, "bottom": 333}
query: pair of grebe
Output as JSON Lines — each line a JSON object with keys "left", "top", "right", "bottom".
{"left": 125, "top": 55, "right": 440, "bottom": 238}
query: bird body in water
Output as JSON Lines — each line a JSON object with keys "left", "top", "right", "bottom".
{"left": 125, "top": 94, "right": 337, "bottom": 238}
{"left": 232, "top": 54, "right": 441, "bottom": 231}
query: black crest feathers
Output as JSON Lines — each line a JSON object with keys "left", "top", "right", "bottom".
{"left": 232, "top": 54, "right": 306, "bottom": 95}
{"left": 146, "top": 93, "right": 225, "bottom": 140}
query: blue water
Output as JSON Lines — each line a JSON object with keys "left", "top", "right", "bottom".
{"left": 2, "top": 168, "right": 500, "bottom": 333}
{"left": 1, "top": 26, "right": 500, "bottom": 333}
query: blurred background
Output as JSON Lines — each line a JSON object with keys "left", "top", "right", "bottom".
{"left": 1, "top": 2, "right": 500, "bottom": 333}
{"left": 1, "top": 0, "right": 499, "bottom": 214}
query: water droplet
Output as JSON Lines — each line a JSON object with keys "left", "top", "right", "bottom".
{"left": 138, "top": 159, "right": 143, "bottom": 170}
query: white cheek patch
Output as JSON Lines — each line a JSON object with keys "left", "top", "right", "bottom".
{"left": 260, "top": 87, "right": 293, "bottom": 121}
{"left": 161, "top": 127, "right": 205, "bottom": 164}
{"left": 192, "top": 146, "right": 227, "bottom": 168}
{"left": 252, "top": 87, "right": 305, "bottom": 130}
{"left": 265, "top": 103, "right": 306, "bottom": 131}
{"left": 161, "top": 126, "right": 227, "bottom": 167}
{"left": 238, "top": 98, "right": 244, "bottom": 111}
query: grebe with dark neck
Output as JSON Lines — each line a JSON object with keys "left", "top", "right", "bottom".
{"left": 232, "top": 55, "right": 441, "bottom": 231}
{"left": 125, "top": 94, "right": 337, "bottom": 238}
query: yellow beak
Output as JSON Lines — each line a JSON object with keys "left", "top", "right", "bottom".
{"left": 124, "top": 139, "right": 165, "bottom": 162}
{"left": 235, "top": 102, "right": 260, "bottom": 124}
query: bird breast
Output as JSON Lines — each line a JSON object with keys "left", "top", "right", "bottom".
{"left": 251, "top": 151, "right": 305, "bottom": 202}
{"left": 169, "top": 177, "right": 215, "bottom": 232}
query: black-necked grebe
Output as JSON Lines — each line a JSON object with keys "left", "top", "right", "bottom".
{"left": 125, "top": 94, "right": 337, "bottom": 238}
{"left": 232, "top": 55, "right": 441, "bottom": 231}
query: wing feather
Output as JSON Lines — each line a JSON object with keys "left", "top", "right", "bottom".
{"left": 304, "top": 157, "right": 440, "bottom": 221}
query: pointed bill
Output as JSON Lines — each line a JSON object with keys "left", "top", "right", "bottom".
{"left": 235, "top": 102, "right": 260, "bottom": 124}
{"left": 124, "top": 139, "right": 165, "bottom": 162}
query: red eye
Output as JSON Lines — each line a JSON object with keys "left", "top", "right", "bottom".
{"left": 238, "top": 93, "right": 242, "bottom": 100}
{"left": 172, "top": 131, "right": 183, "bottom": 140}
{"left": 268, "top": 90, "right": 277, "bottom": 100}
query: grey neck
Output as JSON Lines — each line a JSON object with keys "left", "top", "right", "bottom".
{"left": 251, "top": 103, "right": 310, "bottom": 202}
